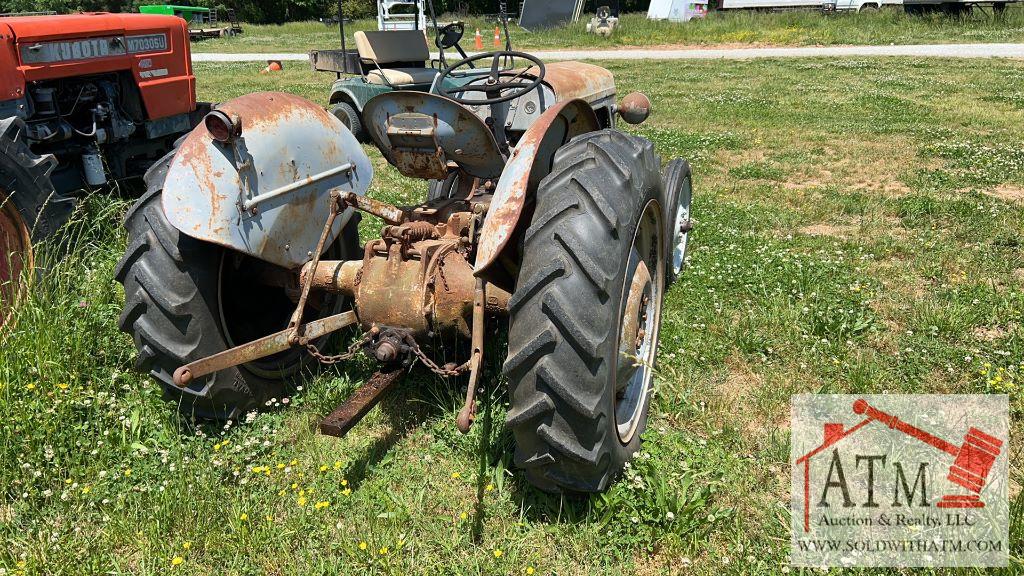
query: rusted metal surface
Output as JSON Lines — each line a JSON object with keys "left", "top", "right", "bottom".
{"left": 0, "top": 190, "right": 31, "bottom": 325}
{"left": 341, "top": 191, "right": 406, "bottom": 225}
{"left": 162, "top": 91, "right": 372, "bottom": 269}
{"left": 172, "top": 310, "right": 358, "bottom": 387}
{"left": 618, "top": 91, "right": 652, "bottom": 125}
{"left": 320, "top": 366, "right": 405, "bottom": 438}
{"left": 362, "top": 91, "right": 506, "bottom": 179}
{"left": 474, "top": 99, "right": 600, "bottom": 277}
{"left": 524, "top": 61, "right": 616, "bottom": 104}
{"left": 456, "top": 278, "right": 486, "bottom": 433}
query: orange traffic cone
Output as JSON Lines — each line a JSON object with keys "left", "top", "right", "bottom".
{"left": 474, "top": 29, "right": 483, "bottom": 50}
{"left": 260, "top": 60, "right": 283, "bottom": 74}
{"left": 493, "top": 26, "right": 501, "bottom": 47}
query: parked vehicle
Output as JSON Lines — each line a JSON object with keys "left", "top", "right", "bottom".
{"left": 116, "top": 7, "right": 695, "bottom": 493}
{"left": 0, "top": 12, "right": 209, "bottom": 321}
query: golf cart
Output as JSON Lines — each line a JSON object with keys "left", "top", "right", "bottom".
{"left": 310, "top": 0, "right": 500, "bottom": 141}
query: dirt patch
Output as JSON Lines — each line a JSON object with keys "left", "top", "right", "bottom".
{"left": 984, "top": 184, "right": 1024, "bottom": 202}
{"left": 972, "top": 324, "right": 1012, "bottom": 341}
{"left": 1014, "top": 268, "right": 1024, "bottom": 282}
{"left": 798, "top": 223, "right": 859, "bottom": 238}
{"left": 719, "top": 355, "right": 763, "bottom": 399}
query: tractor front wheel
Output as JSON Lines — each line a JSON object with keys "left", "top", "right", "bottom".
{"left": 504, "top": 130, "right": 665, "bottom": 493}
{"left": 662, "top": 158, "right": 693, "bottom": 286}
{"left": 115, "top": 155, "right": 359, "bottom": 419}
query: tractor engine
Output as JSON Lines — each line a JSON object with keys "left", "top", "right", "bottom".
{"left": 24, "top": 76, "right": 148, "bottom": 187}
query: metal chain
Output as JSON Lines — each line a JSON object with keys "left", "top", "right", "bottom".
{"left": 304, "top": 332, "right": 372, "bottom": 365}
{"left": 406, "top": 336, "right": 469, "bottom": 377}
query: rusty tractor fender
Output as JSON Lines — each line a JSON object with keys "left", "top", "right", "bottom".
{"left": 161, "top": 91, "right": 373, "bottom": 269}
{"left": 474, "top": 98, "right": 600, "bottom": 278}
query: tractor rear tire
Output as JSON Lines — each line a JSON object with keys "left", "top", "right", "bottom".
{"left": 0, "top": 118, "right": 75, "bottom": 320}
{"left": 504, "top": 129, "right": 665, "bottom": 493}
{"left": 115, "top": 153, "right": 360, "bottom": 419}
{"left": 662, "top": 158, "right": 693, "bottom": 286}
{"left": 331, "top": 102, "right": 366, "bottom": 143}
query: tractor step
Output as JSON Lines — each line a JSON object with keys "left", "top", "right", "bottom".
{"left": 319, "top": 366, "right": 405, "bottom": 438}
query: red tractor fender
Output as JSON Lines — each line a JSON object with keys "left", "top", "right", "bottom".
{"left": 474, "top": 98, "right": 600, "bottom": 277}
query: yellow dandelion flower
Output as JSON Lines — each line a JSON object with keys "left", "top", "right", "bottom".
{"left": 341, "top": 479, "right": 348, "bottom": 487}
{"left": 213, "top": 443, "right": 222, "bottom": 451}
{"left": 493, "top": 549, "right": 503, "bottom": 558}
{"left": 276, "top": 463, "right": 285, "bottom": 470}
{"left": 124, "top": 468, "right": 132, "bottom": 477}
{"left": 459, "top": 512, "right": 468, "bottom": 521}
{"left": 82, "top": 486, "right": 91, "bottom": 494}
{"left": 291, "top": 482, "right": 298, "bottom": 490}
{"left": 290, "top": 459, "right": 298, "bottom": 466}
{"left": 359, "top": 541, "right": 368, "bottom": 551}
{"left": 342, "top": 488, "right": 352, "bottom": 496}
{"left": 451, "top": 472, "right": 461, "bottom": 479}
{"left": 239, "top": 513, "right": 248, "bottom": 521}
{"left": 319, "top": 464, "right": 328, "bottom": 472}
{"left": 485, "top": 483, "right": 494, "bottom": 492}
{"left": 299, "top": 489, "right": 305, "bottom": 497}
{"left": 182, "top": 541, "right": 191, "bottom": 551}
{"left": 278, "top": 489, "right": 286, "bottom": 496}
{"left": 526, "top": 567, "right": 535, "bottom": 575}
{"left": 58, "top": 383, "right": 68, "bottom": 390}
{"left": 171, "top": 556, "right": 184, "bottom": 566}
{"left": 26, "top": 383, "right": 36, "bottom": 390}
{"left": 333, "top": 460, "right": 342, "bottom": 469}
{"left": 315, "top": 501, "right": 330, "bottom": 510}
{"left": 379, "top": 546, "right": 389, "bottom": 555}
{"left": 266, "top": 514, "right": 274, "bottom": 522}
{"left": 264, "top": 469, "right": 271, "bottom": 476}
{"left": 297, "top": 496, "right": 307, "bottom": 507}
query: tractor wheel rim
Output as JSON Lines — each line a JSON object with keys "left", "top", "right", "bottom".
{"left": 671, "top": 179, "right": 692, "bottom": 276}
{"left": 0, "top": 190, "right": 32, "bottom": 324}
{"left": 216, "top": 249, "right": 344, "bottom": 378}
{"left": 615, "top": 199, "right": 663, "bottom": 444}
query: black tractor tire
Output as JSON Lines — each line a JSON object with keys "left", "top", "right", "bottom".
{"left": 661, "top": 158, "right": 693, "bottom": 287}
{"left": 427, "top": 171, "right": 460, "bottom": 202}
{"left": 504, "top": 129, "right": 664, "bottom": 493}
{"left": 115, "top": 153, "right": 360, "bottom": 420}
{"left": 330, "top": 101, "right": 366, "bottom": 143}
{"left": 0, "top": 117, "right": 76, "bottom": 257}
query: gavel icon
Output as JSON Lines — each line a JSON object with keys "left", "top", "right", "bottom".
{"left": 853, "top": 399, "right": 1003, "bottom": 508}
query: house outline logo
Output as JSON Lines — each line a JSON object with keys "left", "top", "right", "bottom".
{"left": 795, "top": 398, "right": 1005, "bottom": 534}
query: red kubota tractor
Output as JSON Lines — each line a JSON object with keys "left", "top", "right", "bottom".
{"left": 0, "top": 12, "right": 208, "bottom": 317}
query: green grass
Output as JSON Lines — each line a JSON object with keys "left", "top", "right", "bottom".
{"left": 188, "top": 8, "right": 1024, "bottom": 53}
{"left": 1, "top": 57, "right": 1023, "bottom": 574}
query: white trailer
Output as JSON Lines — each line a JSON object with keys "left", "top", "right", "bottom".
{"left": 719, "top": 0, "right": 902, "bottom": 10}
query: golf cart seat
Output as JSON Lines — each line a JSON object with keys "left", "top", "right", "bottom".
{"left": 354, "top": 30, "right": 439, "bottom": 87}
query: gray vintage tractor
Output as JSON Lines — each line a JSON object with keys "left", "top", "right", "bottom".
{"left": 115, "top": 47, "right": 694, "bottom": 492}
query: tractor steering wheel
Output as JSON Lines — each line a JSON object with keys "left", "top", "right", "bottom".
{"left": 437, "top": 51, "right": 546, "bottom": 106}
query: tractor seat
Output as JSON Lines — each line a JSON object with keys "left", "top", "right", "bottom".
{"left": 366, "top": 67, "right": 439, "bottom": 86}
{"left": 354, "top": 30, "right": 439, "bottom": 87}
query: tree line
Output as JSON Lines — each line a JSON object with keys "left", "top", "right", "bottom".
{"left": 0, "top": 0, "right": 651, "bottom": 24}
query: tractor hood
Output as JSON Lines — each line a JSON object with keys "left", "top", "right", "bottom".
{"left": 162, "top": 92, "right": 373, "bottom": 269}
{"left": 0, "top": 13, "right": 195, "bottom": 119}
{"left": 535, "top": 61, "right": 616, "bottom": 104}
